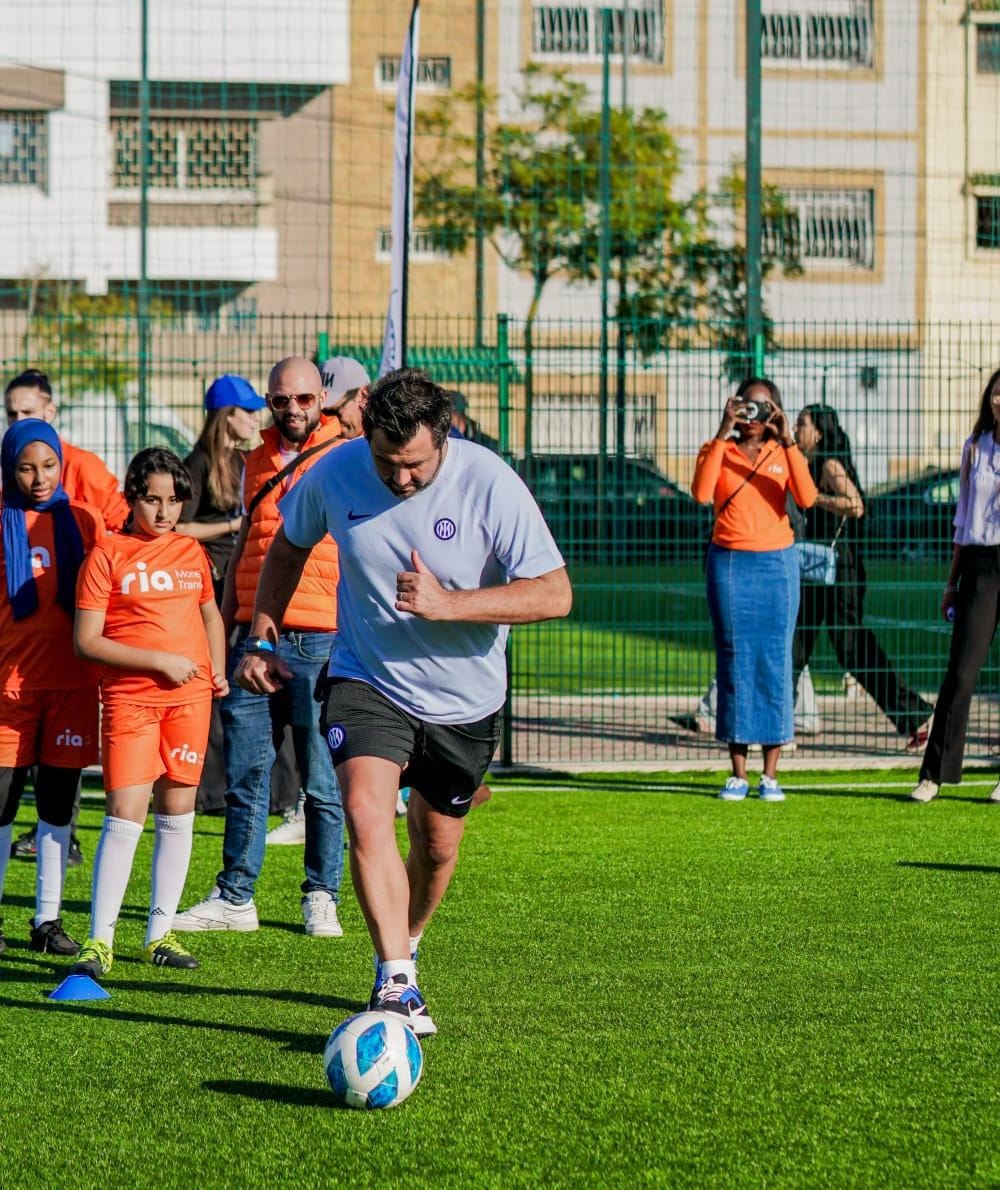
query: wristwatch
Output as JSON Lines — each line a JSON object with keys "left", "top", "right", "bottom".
{"left": 245, "top": 636, "right": 276, "bottom": 655}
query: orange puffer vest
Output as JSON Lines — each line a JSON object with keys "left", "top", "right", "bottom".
{"left": 235, "top": 417, "right": 343, "bottom": 630}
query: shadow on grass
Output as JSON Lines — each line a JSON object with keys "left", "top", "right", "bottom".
{"left": 202, "top": 1079, "right": 333, "bottom": 1108}
{"left": 0, "top": 893, "right": 146, "bottom": 919}
{"left": 898, "top": 861, "right": 1000, "bottom": 875}
{"left": 0, "top": 994, "right": 337, "bottom": 1053}
{"left": 496, "top": 772, "right": 914, "bottom": 802}
{"left": 0, "top": 957, "right": 364, "bottom": 1012}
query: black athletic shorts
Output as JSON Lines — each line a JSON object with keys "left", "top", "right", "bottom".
{"left": 320, "top": 678, "right": 502, "bottom": 818}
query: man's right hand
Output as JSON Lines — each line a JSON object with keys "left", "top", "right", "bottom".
{"left": 235, "top": 651, "right": 294, "bottom": 694}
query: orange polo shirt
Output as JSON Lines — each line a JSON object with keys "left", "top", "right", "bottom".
{"left": 61, "top": 440, "right": 129, "bottom": 531}
{"left": 692, "top": 438, "right": 817, "bottom": 552}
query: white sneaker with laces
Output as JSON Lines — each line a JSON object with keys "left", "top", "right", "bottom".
{"left": 172, "top": 888, "right": 259, "bottom": 932}
{"left": 302, "top": 890, "right": 343, "bottom": 938}
{"left": 265, "top": 803, "right": 306, "bottom": 846}
{"left": 909, "top": 779, "right": 940, "bottom": 803}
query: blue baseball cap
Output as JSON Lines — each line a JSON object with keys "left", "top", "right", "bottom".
{"left": 204, "top": 374, "right": 266, "bottom": 412}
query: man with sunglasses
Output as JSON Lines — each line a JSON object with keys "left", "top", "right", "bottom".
{"left": 175, "top": 356, "right": 347, "bottom": 940}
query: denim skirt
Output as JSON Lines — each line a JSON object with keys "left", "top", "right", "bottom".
{"left": 705, "top": 543, "right": 799, "bottom": 745}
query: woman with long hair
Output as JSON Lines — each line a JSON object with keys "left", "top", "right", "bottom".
{"left": 793, "top": 403, "right": 932, "bottom": 748}
{"left": 692, "top": 377, "right": 817, "bottom": 801}
{"left": 910, "top": 368, "right": 1000, "bottom": 802}
{"left": 175, "top": 375, "right": 264, "bottom": 603}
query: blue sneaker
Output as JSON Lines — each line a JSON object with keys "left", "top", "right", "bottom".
{"left": 371, "top": 972, "right": 437, "bottom": 1036}
{"left": 718, "top": 777, "right": 750, "bottom": 801}
{"left": 758, "top": 776, "right": 786, "bottom": 802}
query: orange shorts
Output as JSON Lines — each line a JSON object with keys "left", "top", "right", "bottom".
{"left": 0, "top": 687, "right": 99, "bottom": 769}
{"left": 101, "top": 698, "right": 212, "bottom": 791}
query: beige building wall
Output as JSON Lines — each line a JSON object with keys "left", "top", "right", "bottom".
{"left": 329, "top": 1, "right": 497, "bottom": 327}
{"left": 922, "top": 1, "right": 1000, "bottom": 463}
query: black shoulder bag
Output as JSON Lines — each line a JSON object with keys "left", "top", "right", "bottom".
{"left": 245, "top": 436, "right": 343, "bottom": 520}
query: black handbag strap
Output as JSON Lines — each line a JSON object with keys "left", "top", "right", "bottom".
{"left": 715, "top": 443, "right": 771, "bottom": 521}
{"left": 246, "top": 436, "right": 342, "bottom": 520}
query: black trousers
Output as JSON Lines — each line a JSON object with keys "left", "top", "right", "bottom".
{"left": 793, "top": 550, "right": 932, "bottom": 736}
{"left": 921, "top": 545, "right": 1000, "bottom": 784}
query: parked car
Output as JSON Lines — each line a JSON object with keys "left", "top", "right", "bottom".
{"left": 514, "top": 452, "right": 712, "bottom": 562}
{"left": 864, "top": 468, "right": 960, "bottom": 559}
{"left": 56, "top": 394, "right": 197, "bottom": 480}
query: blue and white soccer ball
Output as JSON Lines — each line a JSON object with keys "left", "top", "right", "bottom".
{"left": 323, "top": 1011, "right": 423, "bottom": 1110}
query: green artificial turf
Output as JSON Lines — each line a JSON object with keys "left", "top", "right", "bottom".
{"left": 1, "top": 773, "right": 999, "bottom": 1188}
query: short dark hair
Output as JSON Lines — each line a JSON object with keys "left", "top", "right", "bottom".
{"left": 4, "top": 369, "right": 53, "bottom": 398}
{"left": 124, "top": 446, "right": 193, "bottom": 505}
{"left": 362, "top": 368, "right": 452, "bottom": 448}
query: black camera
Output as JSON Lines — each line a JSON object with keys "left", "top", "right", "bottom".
{"left": 736, "top": 399, "right": 772, "bottom": 424}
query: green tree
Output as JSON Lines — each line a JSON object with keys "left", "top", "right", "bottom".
{"left": 18, "top": 281, "right": 173, "bottom": 400}
{"left": 415, "top": 68, "right": 801, "bottom": 372}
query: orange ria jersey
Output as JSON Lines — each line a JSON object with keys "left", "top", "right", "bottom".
{"left": 0, "top": 501, "right": 104, "bottom": 692}
{"left": 61, "top": 440, "right": 129, "bottom": 532}
{"left": 691, "top": 438, "right": 817, "bottom": 552}
{"left": 76, "top": 529, "right": 215, "bottom": 706}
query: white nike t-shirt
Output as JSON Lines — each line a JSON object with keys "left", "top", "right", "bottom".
{"left": 279, "top": 436, "right": 565, "bottom": 723}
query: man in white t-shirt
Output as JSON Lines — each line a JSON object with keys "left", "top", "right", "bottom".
{"left": 235, "top": 369, "right": 572, "bottom": 1035}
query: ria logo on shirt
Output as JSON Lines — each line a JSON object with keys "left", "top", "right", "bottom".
{"left": 121, "top": 562, "right": 203, "bottom": 595}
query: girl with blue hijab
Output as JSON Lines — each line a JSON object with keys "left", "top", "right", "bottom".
{"left": 0, "top": 419, "right": 104, "bottom": 959}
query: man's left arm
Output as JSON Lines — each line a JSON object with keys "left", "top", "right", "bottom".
{"left": 395, "top": 550, "right": 572, "bottom": 623}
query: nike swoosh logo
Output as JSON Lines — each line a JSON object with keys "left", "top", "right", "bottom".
{"left": 347, "top": 510, "right": 372, "bottom": 521}
{"left": 450, "top": 794, "right": 474, "bottom": 806}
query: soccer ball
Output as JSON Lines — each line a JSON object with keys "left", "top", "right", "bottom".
{"left": 323, "top": 1011, "right": 424, "bottom": 1110}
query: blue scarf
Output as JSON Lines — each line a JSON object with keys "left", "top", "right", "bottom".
{"left": 1, "top": 420, "right": 85, "bottom": 621}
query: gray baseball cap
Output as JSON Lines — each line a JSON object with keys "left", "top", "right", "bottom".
{"left": 320, "top": 356, "right": 371, "bottom": 402}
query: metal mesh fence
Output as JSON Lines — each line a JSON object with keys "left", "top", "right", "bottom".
{"left": 2, "top": 310, "right": 995, "bottom": 768}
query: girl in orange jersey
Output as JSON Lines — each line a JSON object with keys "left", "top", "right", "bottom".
{"left": 0, "top": 420, "right": 104, "bottom": 958}
{"left": 72, "top": 448, "right": 228, "bottom": 980}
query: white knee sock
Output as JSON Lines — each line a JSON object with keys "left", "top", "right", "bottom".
{"left": 35, "top": 819, "right": 71, "bottom": 927}
{"left": 0, "top": 823, "right": 12, "bottom": 907}
{"left": 145, "top": 812, "right": 195, "bottom": 947}
{"left": 91, "top": 816, "right": 143, "bottom": 947}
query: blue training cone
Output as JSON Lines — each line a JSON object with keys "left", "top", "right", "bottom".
{"left": 48, "top": 974, "right": 110, "bottom": 1002}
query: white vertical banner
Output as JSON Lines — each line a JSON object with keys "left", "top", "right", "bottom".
{"left": 379, "top": 0, "right": 421, "bottom": 378}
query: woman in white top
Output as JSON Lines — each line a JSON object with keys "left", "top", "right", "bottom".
{"left": 911, "top": 367, "right": 1000, "bottom": 802}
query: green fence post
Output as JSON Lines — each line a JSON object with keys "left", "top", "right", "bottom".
{"left": 496, "top": 313, "right": 510, "bottom": 457}
{"left": 497, "top": 312, "right": 514, "bottom": 767}
{"left": 317, "top": 331, "right": 329, "bottom": 363}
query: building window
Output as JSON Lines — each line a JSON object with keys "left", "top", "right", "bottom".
{"left": 377, "top": 56, "right": 452, "bottom": 90}
{"left": 0, "top": 112, "right": 47, "bottom": 188}
{"left": 761, "top": 1, "right": 873, "bottom": 69}
{"left": 764, "top": 188, "right": 876, "bottom": 270}
{"left": 976, "top": 197, "right": 1000, "bottom": 249}
{"left": 111, "top": 116, "right": 257, "bottom": 190}
{"left": 376, "top": 227, "right": 453, "bottom": 262}
{"left": 976, "top": 25, "right": 1000, "bottom": 74}
{"left": 532, "top": 3, "right": 664, "bottom": 63}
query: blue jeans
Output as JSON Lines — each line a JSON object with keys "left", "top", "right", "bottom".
{"left": 217, "top": 627, "right": 344, "bottom": 905}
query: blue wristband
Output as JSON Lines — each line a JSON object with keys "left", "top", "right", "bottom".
{"left": 245, "top": 636, "right": 276, "bottom": 655}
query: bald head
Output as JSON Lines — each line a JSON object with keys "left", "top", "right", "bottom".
{"left": 268, "top": 356, "right": 321, "bottom": 393}
{"left": 266, "top": 355, "right": 324, "bottom": 447}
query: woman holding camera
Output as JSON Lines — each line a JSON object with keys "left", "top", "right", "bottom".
{"left": 692, "top": 378, "right": 817, "bottom": 801}
{"left": 793, "top": 404, "right": 932, "bottom": 749}
{"left": 910, "top": 367, "right": 1000, "bottom": 803}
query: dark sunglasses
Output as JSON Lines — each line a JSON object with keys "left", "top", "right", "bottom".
{"left": 268, "top": 392, "right": 318, "bottom": 411}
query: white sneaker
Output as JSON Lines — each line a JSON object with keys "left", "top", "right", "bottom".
{"left": 265, "top": 804, "right": 306, "bottom": 846}
{"left": 302, "top": 890, "right": 343, "bottom": 938}
{"left": 909, "top": 779, "right": 940, "bottom": 803}
{"left": 172, "top": 888, "right": 259, "bottom": 932}
{"left": 988, "top": 781, "right": 1000, "bottom": 803}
